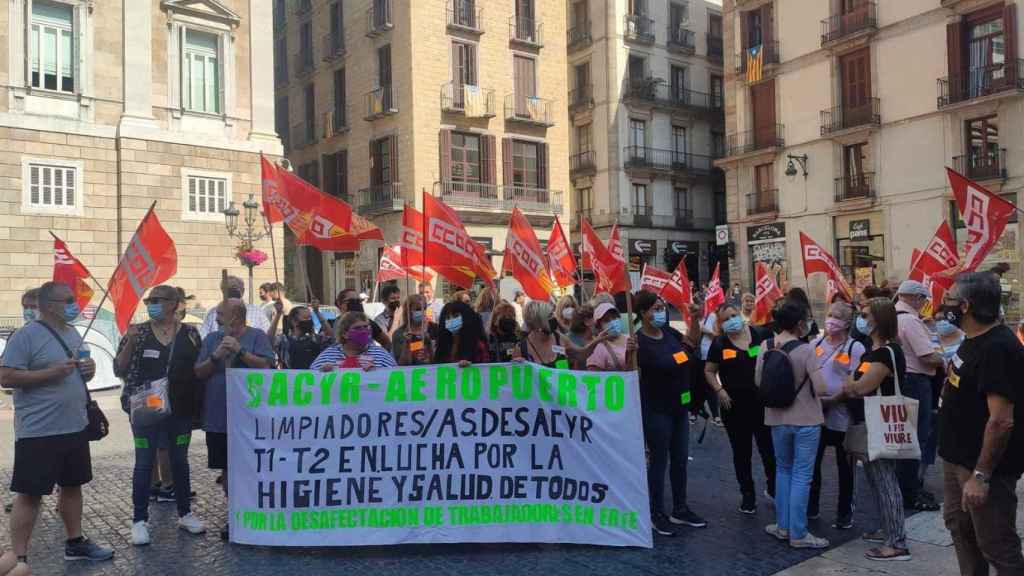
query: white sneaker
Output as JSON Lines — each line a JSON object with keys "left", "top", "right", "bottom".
{"left": 131, "top": 521, "right": 151, "bottom": 546}
{"left": 178, "top": 512, "right": 206, "bottom": 535}
{"left": 790, "top": 532, "right": 830, "bottom": 549}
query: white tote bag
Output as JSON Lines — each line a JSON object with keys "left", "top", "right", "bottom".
{"left": 864, "top": 346, "right": 921, "bottom": 461}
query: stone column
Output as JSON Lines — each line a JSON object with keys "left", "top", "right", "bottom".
{"left": 248, "top": 0, "right": 278, "bottom": 143}
{"left": 120, "top": 0, "right": 157, "bottom": 128}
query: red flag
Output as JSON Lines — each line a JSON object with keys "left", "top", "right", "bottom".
{"left": 639, "top": 265, "right": 672, "bottom": 294}
{"left": 947, "top": 167, "right": 1016, "bottom": 272}
{"left": 108, "top": 206, "right": 178, "bottom": 332}
{"left": 547, "top": 216, "right": 577, "bottom": 288}
{"left": 607, "top": 224, "right": 626, "bottom": 268}
{"left": 753, "top": 262, "right": 783, "bottom": 325}
{"left": 799, "top": 232, "right": 853, "bottom": 303}
{"left": 378, "top": 245, "right": 432, "bottom": 283}
{"left": 660, "top": 260, "right": 693, "bottom": 316}
{"left": 503, "top": 208, "right": 555, "bottom": 300}
{"left": 420, "top": 193, "right": 488, "bottom": 289}
{"left": 52, "top": 235, "right": 94, "bottom": 312}
{"left": 581, "top": 219, "right": 628, "bottom": 293}
{"left": 908, "top": 249, "right": 924, "bottom": 282}
{"left": 400, "top": 205, "right": 427, "bottom": 268}
{"left": 261, "top": 156, "right": 367, "bottom": 251}
{"left": 703, "top": 263, "right": 726, "bottom": 317}
{"left": 908, "top": 220, "right": 960, "bottom": 303}
{"left": 470, "top": 240, "right": 497, "bottom": 291}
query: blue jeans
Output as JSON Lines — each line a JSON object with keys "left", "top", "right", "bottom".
{"left": 132, "top": 415, "right": 194, "bottom": 522}
{"left": 772, "top": 425, "right": 821, "bottom": 540}
{"left": 643, "top": 410, "right": 690, "bottom": 515}
{"left": 896, "top": 373, "right": 932, "bottom": 503}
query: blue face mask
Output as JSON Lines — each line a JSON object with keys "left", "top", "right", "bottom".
{"left": 855, "top": 316, "right": 872, "bottom": 335}
{"left": 23, "top": 308, "right": 38, "bottom": 323}
{"left": 63, "top": 302, "right": 81, "bottom": 323}
{"left": 147, "top": 303, "right": 165, "bottom": 321}
{"left": 445, "top": 315, "right": 463, "bottom": 334}
{"left": 652, "top": 310, "right": 667, "bottom": 328}
{"left": 935, "top": 319, "right": 957, "bottom": 336}
{"left": 603, "top": 318, "right": 623, "bottom": 338}
{"left": 411, "top": 310, "right": 424, "bottom": 324}
{"left": 722, "top": 316, "right": 745, "bottom": 334}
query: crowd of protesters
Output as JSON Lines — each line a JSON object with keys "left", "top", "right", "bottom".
{"left": 0, "top": 266, "right": 1022, "bottom": 574}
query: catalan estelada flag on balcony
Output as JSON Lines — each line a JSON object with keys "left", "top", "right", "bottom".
{"left": 746, "top": 45, "right": 763, "bottom": 84}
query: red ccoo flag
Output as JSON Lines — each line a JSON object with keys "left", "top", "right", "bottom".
{"left": 421, "top": 193, "right": 492, "bottom": 289}
{"left": 946, "top": 167, "right": 1016, "bottom": 272}
{"left": 52, "top": 235, "right": 94, "bottom": 312}
{"left": 503, "top": 208, "right": 555, "bottom": 300}
{"left": 108, "top": 206, "right": 177, "bottom": 332}
{"left": 703, "top": 263, "right": 725, "bottom": 317}
{"left": 909, "top": 221, "right": 960, "bottom": 303}
{"left": 753, "top": 261, "right": 783, "bottom": 325}
{"left": 799, "top": 232, "right": 853, "bottom": 303}
{"left": 660, "top": 260, "right": 693, "bottom": 318}
{"left": 639, "top": 264, "right": 672, "bottom": 294}
{"left": 378, "top": 245, "right": 433, "bottom": 283}
{"left": 547, "top": 215, "right": 577, "bottom": 288}
{"left": 581, "top": 219, "right": 628, "bottom": 293}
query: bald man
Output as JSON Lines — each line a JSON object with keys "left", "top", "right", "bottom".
{"left": 194, "top": 298, "right": 274, "bottom": 540}
{"left": 199, "top": 276, "right": 271, "bottom": 337}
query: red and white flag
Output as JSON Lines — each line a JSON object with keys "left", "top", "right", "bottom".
{"left": 799, "top": 232, "right": 853, "bottom": 303}
{"left": 547, "top": 215, "right": 577, "bottom": 288}
{"left": 421, "top": 193, "right": 495, "bottom": 289}
{"left": 581, "top": 219, "right": 628, "bottom": 293}
{"left": 503, "top": 208, "right": 554, "bottom": 300}
{"left": 753, "top": 262, "right": 783, "bottom": 325}
{"left": 947, "top": 167, "right": 1016, "bottom": 272}
{"left": 660, "top": 260, "right": 693, "bottom": 317}
{"left": 378, "top": 245, "right": 432, "bottom": 283}
{"left": 703, "top": 263, "right": 726, "bottom": 317}
{"left": 52, "top": 235, "right": 94, "bottom": 312}
{"left": 639, "top": 265, "right": 672, "bottom": 294}
{"left": 108, "top": 206, "right": 177, "bottom": 332}
{"left": 909, "top": 221, "right": 960, "bottom": 303}
{"left": 607, "top": 224, "right": 626, "bottom": 268}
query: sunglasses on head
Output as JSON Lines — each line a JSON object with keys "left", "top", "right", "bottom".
{"left": 144, "top": 296, "right": 172, "bottom": 305}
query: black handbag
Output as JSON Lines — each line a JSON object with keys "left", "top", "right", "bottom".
{"left": 37, "top": 321, "right": 110, "bottom": 442}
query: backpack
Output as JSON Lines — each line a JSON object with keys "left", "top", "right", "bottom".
{"left": 758, "top": 339, "right": 813, "bottom": 408}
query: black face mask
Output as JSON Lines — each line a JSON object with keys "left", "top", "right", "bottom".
{"left": 498, "top": 317, "right": 518, "bottom": 335}
{"left": 387, "top": 300, "right": 401, "bottom": 311}
{"left": 941, "top": 303, "right": 965, "bottom": 328}
{"left": 297, "top": 320, "right": 315, "bottom": 333}
{"left": 225, "top": 288, "right": 242, "bottom": 299}
{"left": 345, "top": 298, "right": 364, "bottom": 313}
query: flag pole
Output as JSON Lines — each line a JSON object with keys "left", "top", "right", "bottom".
{"left": 265, "top": 216, "right": 280, "bottom": 287}
{"left": 620, "top": 219, "right": 637, "bottom": 370}
{"left": 421, "top": 188, "right": 430, "bottom": 298}
{"left": 48, "top": 231, "right": 112, "bottom": 303}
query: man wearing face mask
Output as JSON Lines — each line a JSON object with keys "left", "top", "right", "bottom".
{"left": 199, "top": 276, "right": 270, "bottom": 338}
{"left": 938, "top": 272, "right": 1024, "bottom": 575}
{"left": 194, "top": 298, "right": 275, "bottom": 540}
{"left": 18, "top": 288, "right": 40, "bottom": 326}
{"left": 374, "top": 285, "right": 403, "bottom": 334}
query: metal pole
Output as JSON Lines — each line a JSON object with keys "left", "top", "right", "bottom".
{"left": 248, "top": 266, "right": 254, "bottom": 305}
{"left": 71, "top": 289, "right": 110, "bottom": 356}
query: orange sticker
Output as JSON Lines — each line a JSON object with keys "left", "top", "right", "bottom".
{"left": 857, "top": 362, "right": 872, "bottom": 374}
{"left": 673, "top": 351, "right": 689, "bottom": 364}
{"left": 409, "top": 340, "right": 424, "bottom": 352}
{"left": 835, "top": 353, "right": 851, "bottom": 365}
{"left": 722, "top": 349, "right": 738, "bottom": 360}
{"left": 815, "top": 346, "right": 824, "bottom": 357}
{"left": 146, "top": 394, "right": 163, "bottom": 409}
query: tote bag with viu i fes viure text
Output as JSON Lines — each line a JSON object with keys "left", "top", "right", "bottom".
{"left": 864, "top": 346, "right": 920, "bottom": 462}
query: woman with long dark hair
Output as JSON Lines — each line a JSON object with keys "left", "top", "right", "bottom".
{"left": 434, "top": 301, "right": 489, "bottom": 364}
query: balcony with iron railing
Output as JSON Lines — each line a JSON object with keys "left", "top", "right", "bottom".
{"left": 834, "top": 172, "right": 876, "bottom": 202}
{"left": 820, "top": 98, "right": 881, "bottom": 136}
{"left": 624, "top": 14, "right": 655, "bottom": 44}
{"left": 735, "top": 41, "right": 780, "bottom": 75}
{"left": 357, "top": 182, "right": 404, "bottom": 216}
{"left": 707, "top": 33, "right": 723, "bottom": 61}
{"left": 953, "top": 148, "right": 1007, "bottom": 181}
{"left": 433, "top": 181, "right": 563, "bottom": 214}
{"left": 568, "top": 85, "right": 594, "bottom": 113}
{"left": 323, "top": 31, "right": 345, "bottom": 61}
{"left": 623, "top": 77, "right": 722, "bottom": 113}
{"left": 447, "top": 0, "right": 482, "bottom": 34}
{"left": 366, "top": 0, "right": 393, "bottom": 37}
{"left": 364, "top": 85, "right": 398, "bottom": 120}
{"left": 294, "top": 49, "right": 315, "bottom": 78}
{"left": 726, "top": 125, "right": 785, "bottom": 156}
{"left": 821, "top": 1, "right": 878, "bottom": 47}
{"left": 675, "top": 208, "right": 694, "bottom": 229}
{"left": 322, "top": 107, "right": 348, "bottom": 138}
{"left": 504, "top": 94, "right": 554, "bottom": 126}
{"left": 747, "top": 189, "right": 779, "bottom": 215}
{"left": 937, "top": 60, "right": 1024, "bottom": 108}
{"left": 509, "top": 16, "right": 543, "bottom": 48}
{"left": 570, "top": 151, "right": 596, "bottom": 177}
{"left": 567, "top": 22, "right": 591, "bottom": 51}
{"left": 623, "top": 146, "right": 715, "bottom": 176}
{"left": 441, "top": 82, "right": 496, "bottom": 117}
{"left": 667, "top": 26, "right": 696, "bottom": 54}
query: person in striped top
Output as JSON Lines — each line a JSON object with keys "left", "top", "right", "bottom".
{"left": 311, "top": 312, "right": 397, "bottom": 371}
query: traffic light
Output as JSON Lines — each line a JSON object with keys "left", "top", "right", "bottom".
{"left": 726, "top": 241, "right": 736, "bottom": 259}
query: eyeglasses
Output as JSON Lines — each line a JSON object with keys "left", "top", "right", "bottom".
{"left": 48, "top": 297, "right": 75, "bottom": 304}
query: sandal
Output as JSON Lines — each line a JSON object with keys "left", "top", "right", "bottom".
{"left": 865, "top": 547, "right": 911, "bottom": 561}
{"left": 862, "top": 530, "right": 886, "bottom": 543}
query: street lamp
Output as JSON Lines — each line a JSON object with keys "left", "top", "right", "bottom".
{"left": 222, "top": 193, "right": 270, "bottom": 304}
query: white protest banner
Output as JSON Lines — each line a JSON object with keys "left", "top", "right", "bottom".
{"left": 227, "top": 363, "right": 652, "bottom": 548}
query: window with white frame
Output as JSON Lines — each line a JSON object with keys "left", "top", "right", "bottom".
{"left": 30, "top": 1, "right": 75, "bottom": 93}
{"left": 22, "top": 158, "right": 82, "bottom": 215}
{"left": 182, "top": 170, "right": 231, "bottom": 221}
{"left": 184, "top": 29, "right": 220, "bottom": 114}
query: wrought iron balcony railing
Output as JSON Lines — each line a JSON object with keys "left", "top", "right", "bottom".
{"left": 433, "top": 181, "right": 563, "bottom": 214}
{"left": 726, "top": 125, "right": 785, "bottom": 156}
{"left": 834, "top": 172, "right": 876, "bottom": 202}
{"left": 441, "top": 82, "right": 496, "bottom": 117}
{"left": 938, "top": 60, "right": 1024, "bottom": 108}
{"left": 358, "top": 182, "right": 403, "bottom": 215}
{"left": 820, "top": 98, "right": 880, "bottom": 135}
{"left": 509, "top": 16, "right": 543, "bottom": 47}
{"left": 624, "top": 14, "right": 655, "bottom": 44}
{"left": 747, "top": 189, "right": 779, "bottom": 215}
{"left": 504, "top": 94, "right": 554, "bottom": 126}
{"left": 821, "top": 1, "right": 878, "bottom": 46}
{"left": 447, "top": 0, "right": 482, "bottom": 33}
{"left": 953, "top": 148, "right": 1007, "bottom": 181}
{"left": 364, "top": 85, "right": 398, "bottom": 120}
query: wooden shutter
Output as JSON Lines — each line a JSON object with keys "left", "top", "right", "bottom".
{"left": 502, "top": 137, "right": 514, "bottom": 186}
{"left": 762, "top": 4, "right": 774, "bottom": 53}
{"left": 389, "top": 135, "right": 399, "bottom": 184}
{"left": 322, "top": 153, "right": 337, "bottom": 197}
{"left": 537, "top": 142, "right": 548, "bottom": 189}
{"left": 1006, "top": 3, "right": 1018, "bottom": 70}
{"left": 338, "top": 150, "right": 348, "bottom": 199}
{"left": 739, "top": 11, "right": 749, "bottom": 52}
{"left": 751, "top": 80, "right": 776, "bottom": 147}
{"left": 439, "top": 129, "right": 452, "bottom": 182}
{"left": 482, "top": 134, "right": 497, "bottom": 185}
{"left": 947, "top": 21, "right": 963, "bottom": 79}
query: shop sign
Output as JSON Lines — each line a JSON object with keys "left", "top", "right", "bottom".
{"left": 849, "top": 219, "right": 871, "bottom": 241}
{"left": 746, "top": 222, "right": 786, "bottom": 243}
{"left": 630, "top": 239, "right": 656, "bottom": 255}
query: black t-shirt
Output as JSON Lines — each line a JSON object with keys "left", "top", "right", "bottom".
{"left": 637, "top": 329, "right": 693, "bottom": 416}
{"left": 939, "top": 325, "right": 1024, "bottom": 477}
{"left": 707, "top": 327, "right": 768, "bottom": 400}
{"left": 847, "top": 343, "right": 906, "bottom": 424}
{"left": 489, "top": 331, "right": 519, "bottom": 362}
{"left": 278, "top": 333, "right": 330, "bottom": 370}
{"left": 139, "top": 329, "right": 171, "bottom": 382}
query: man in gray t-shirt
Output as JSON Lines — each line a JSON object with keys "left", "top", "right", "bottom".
{"left": 0, "top": 281, "right": 114, "bottom": 564}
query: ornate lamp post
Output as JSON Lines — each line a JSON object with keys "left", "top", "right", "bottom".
{"left": 223, "top": 194, "right": 270, "bottom": 304}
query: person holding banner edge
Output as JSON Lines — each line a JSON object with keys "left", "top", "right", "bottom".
{"left": 434, "top": 301, "right": 490, "bottom": 365}
{"left": 391, "top": 294, "right": 438, "bottom": 366}
{"left": 311, "top": 312, "right": 398, "bottom": 371}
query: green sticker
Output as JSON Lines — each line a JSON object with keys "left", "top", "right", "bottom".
{"left": 555, "top": 359, "right": 570, "bottom": 370}
{"left": 175, "top": 434, "right": 191, "bottom": 446}
{"left": 133, "top": 437, "right": 149, "bottom": 449}
{"left": 680, "top": 391, "right": 692, "bottom": 406}
{"left": 748, "top": 345, "right": 762, "bottom": 358}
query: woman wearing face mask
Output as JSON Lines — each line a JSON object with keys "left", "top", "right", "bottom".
{"left": 474, "top": 288, "right": 497, "bottom": 336}
{"left": 554, "top": 295, "right": 578, "bottom": 335}
{"left": 634, "top": 292, "right": 706, "bottom": 537}
{"left": 704, "top": 304, "right": 777, "bottom": 514}
{"left": 515, "top": 301, "right": 570, "bottom": 369}
{"left": 434, "top": 301, "right": 489, "bottom": 365}
{"left": 808, "top": 302, "right": 864, "bottom": 529}
{"left": 392, "top": 294, "right": 438, "bottom": 366}
{"left": 488, "top": 301, "right": 521, "bottom": 362}
{"left": 273, "top": 306, "right": 332, "bottom": 370}
{"left": 311, "top": 312, "right": 397, "bottom": 371}
{"left": 586, "top": 303, "right": 637, "bottom": 371}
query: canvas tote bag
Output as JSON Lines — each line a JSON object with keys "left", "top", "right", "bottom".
{"left": 864, "top": 345, "right": 921, "bottom": 461}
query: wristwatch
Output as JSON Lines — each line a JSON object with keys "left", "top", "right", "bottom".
{"left": 972, "top": 470, "right": 991, "bottom": 484}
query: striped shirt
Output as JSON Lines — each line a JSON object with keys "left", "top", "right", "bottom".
{"left": 310, "top": 344, "right": 397, "bottom": 370}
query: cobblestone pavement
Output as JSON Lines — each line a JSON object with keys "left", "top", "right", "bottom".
{"left": 0, "top": 392, "right": 940, "bottom": 576}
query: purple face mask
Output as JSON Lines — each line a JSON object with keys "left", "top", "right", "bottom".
{"left": 825, "top": 317, "right": 848, "bottom": 335}
{"left": 346, "top": 326, "right": 372, "bottom": 349}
